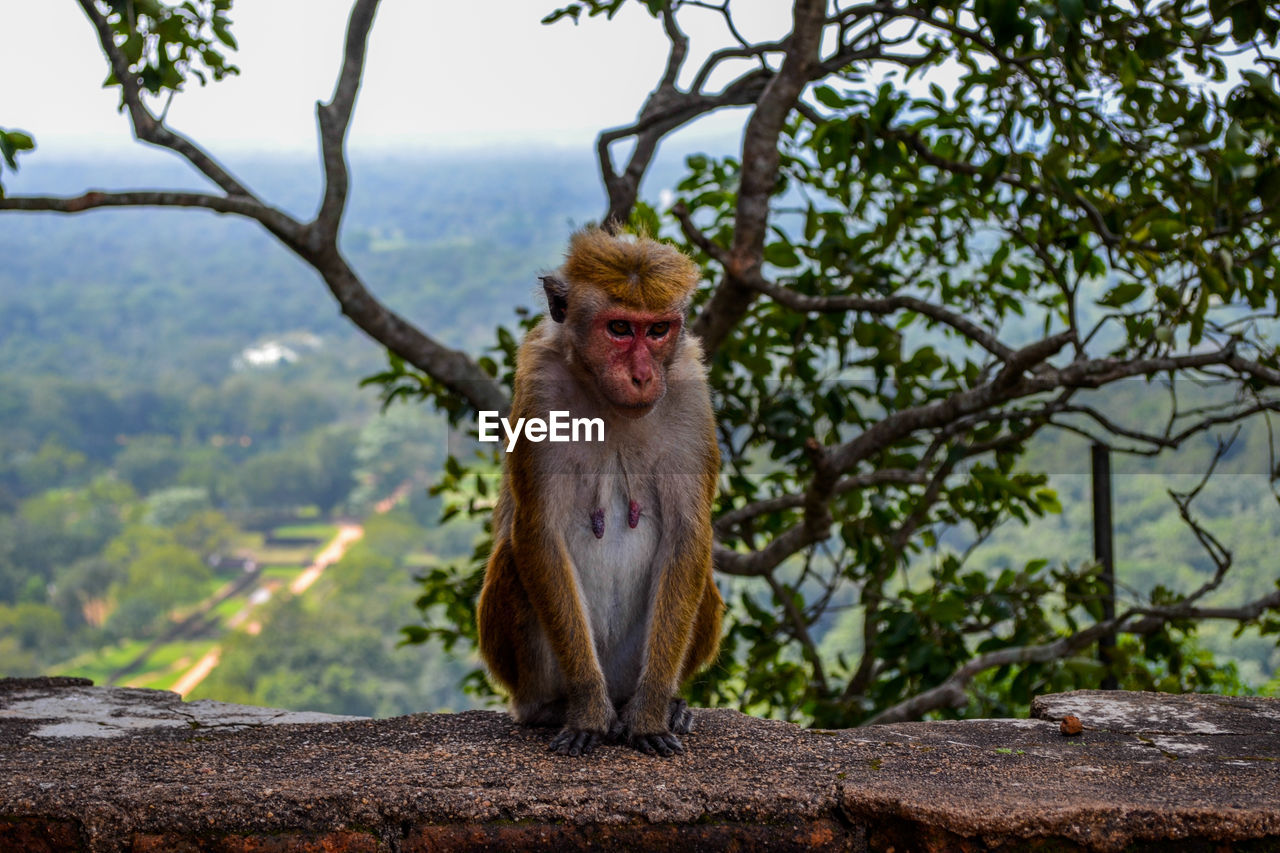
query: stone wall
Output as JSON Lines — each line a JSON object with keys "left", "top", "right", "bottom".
{"left": 2, "top": 677, "right": 1277, "bottom": 852}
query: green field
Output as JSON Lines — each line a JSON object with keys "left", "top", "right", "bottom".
{"left": 51, "top": 522, "right": 337, "bottom": 691}
{"left": 270, "top": 523, "right": 338, "bottom": 541}
{"left": 57, "top": 639, "right": 152, "bottom": 685}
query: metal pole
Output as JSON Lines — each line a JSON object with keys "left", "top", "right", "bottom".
{"left": 1091, "top": 443, "right": 1118, "bottom": 690}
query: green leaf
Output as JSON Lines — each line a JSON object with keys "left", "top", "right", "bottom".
{"left": 763, "top": 242, "right": 802, "bottom": 268}
{"left": 813, "top": 86, "right": 846, "bottom": 109}
{"left": 1099, "top": 282, "right": 1145, "bottom": 308}
{"left": 0, "top": 128, "right": 36, "bottom": 171}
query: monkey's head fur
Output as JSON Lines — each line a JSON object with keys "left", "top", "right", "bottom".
{"left": 561, "top": 227, "right": 701, "bottom": 313}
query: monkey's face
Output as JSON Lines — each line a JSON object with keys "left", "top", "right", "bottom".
{"left": 583, "top": 307, "right": 683, "bottom": 417}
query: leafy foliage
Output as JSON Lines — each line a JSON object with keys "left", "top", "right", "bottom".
{"left": 405, "top": 0, "right": 1280, "bottom": 726}
{"left": 3, "top": 0, "right": 1279, "bottom": 726}
{"left": 98, "top": 0, "right": 239, "bottom": 99}
{"left": 0, "top": 128, "right": 34, "bottom": 195}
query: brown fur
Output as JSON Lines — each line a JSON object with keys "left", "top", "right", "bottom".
{"left": 562, "top": 228, "right": 701, "bottom": 313}
{"left": 476, "top": 229, "right": 721, "bottom": 755}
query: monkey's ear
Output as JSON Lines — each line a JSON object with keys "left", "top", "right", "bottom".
{"left": 540, "top": 275, "right": 569, "bottom": 323}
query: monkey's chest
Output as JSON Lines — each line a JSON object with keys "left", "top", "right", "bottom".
{"left": 563, "top": 465, "right": 661, "bottom": 685}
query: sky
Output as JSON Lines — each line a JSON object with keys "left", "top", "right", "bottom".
{"left": 1, "top": 1, "right": 793, "bottom": 159}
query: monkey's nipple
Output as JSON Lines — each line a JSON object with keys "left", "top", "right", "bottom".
{"left": 628, "top": 500, "right": 641, "bottom": 529}
{"left": 591, "top": 508, "right": 605, "bottom": 539}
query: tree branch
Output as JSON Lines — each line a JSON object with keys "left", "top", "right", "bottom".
{"left": 0, "top": 190, "right": 291, "bottom": 228}
{"left": 864, "top": 618, "right": 1121, "bottom": 725}
{"left": 296, "top": 244, "right": 511, "bottom": 415}
{"left": 313, "top": 0, "right": 382, "bottom": 244}
{"left": 598, "top": 69, "right": 773, "bottom": 225}
{"left": 692, "top": 0, "right": 827, "bottom": 354}
{"left": 751, "top": 279, "right": 1018, "bottom": 362}
{"left": 714, "top": 468, "right": 926, "bottom": 538}
{"left": 868, "top": 582, "right": 1280, "bottom": 727}
{"left": 26, "top": 0, "right": 512, "bottom": 418}
{"left": 829, "top": 331, "right": 1075, "bottom": 476}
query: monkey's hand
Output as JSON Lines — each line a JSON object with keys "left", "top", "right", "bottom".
{"left": 548, "top": 725, "right": 609, "bottom": 757}
{"left": 549, "top": 691, "right": 618, "bottom": 757}
{"left": 624, "top": 727, "right": 684, "bottom": 757}
{"left": 619, "top": 695, "right": 685, "bottom": 757}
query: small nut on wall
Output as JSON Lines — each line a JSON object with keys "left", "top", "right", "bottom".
{"left": 1059, "top": 714, "right": 1083, "bottom": 736}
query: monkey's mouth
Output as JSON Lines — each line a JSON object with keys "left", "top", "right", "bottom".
{"left": 613, "top": 399, "right": 658, "bottom": 419}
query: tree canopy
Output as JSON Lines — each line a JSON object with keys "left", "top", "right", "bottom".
{"left": 3, "top": 0, "right": 1280, "bottom": 725}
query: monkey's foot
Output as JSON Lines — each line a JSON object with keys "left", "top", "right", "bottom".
{"left": 548, "top": 726, "right": 607, "bottom": 757}
{"left": 668, "top": 698, "right": 694, "bottom": 735}
{"left": 626, "top": 730, "right": 684, "bottom": 757}
{"left": 607, "top": 716, "right": 626, "bottom": 742}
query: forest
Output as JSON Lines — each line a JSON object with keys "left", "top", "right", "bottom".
{"left": 0, "top": 152, "right": 599, "bottom": 714}
{"left": 0, "top": 153, "right": 1276, "bottom": 718}
{"left": 3, "top": 0, "right": 1280, "bottom": 725}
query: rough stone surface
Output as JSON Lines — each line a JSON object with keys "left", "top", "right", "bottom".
{"left": 2, "top": 677, "right": 1278, "bottom": 852}
{"left": 0, "top": 677, "right": 363, "bottom": 739}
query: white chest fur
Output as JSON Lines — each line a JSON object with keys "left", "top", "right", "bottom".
{"left": 559, "top": 445, "right": 662, "bottom": 699}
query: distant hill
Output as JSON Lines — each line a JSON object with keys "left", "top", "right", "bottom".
{"left": 0, "top": 150, "right": 614, "bottom": 383}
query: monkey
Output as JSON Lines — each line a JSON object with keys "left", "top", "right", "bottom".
{"left": 476, "top": 227, "right": 722, "bottom": 758}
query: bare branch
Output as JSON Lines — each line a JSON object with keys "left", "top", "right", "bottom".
{"left": 672, "top": 200, "right": 730, "bottom": 265}
{"left": 313, "top": 0, "right": 382, "bottom": 244}
{"left": 1055, "top": 400, "right": 1280, "bottom": 456}
{"left": 689, "top": 42, "right": 785, "bottom": 92}
{"left": 1129, "top": 590, "right": 1280, "bottom": 626}
{"left": 1039, "top": 347, "right": 1243, "bottom": 391}
{"left": 297, "top": 243, "right": 510, "bottom": 414}
{"left": 714, "top": 468, "right": 926, "bottom": 537}
{"left": 27, "top": 1, "right": 511, "bottom": 418}
{"left": 751, "top": 278, "right": 1017, "bottom": 362}
{"left": 1228, "top": 353, "right": 1280, "bottom": 387}
{"left": 864, "top": 618, "right": 1122, "bottom": 725}
{"left": 658, "top": 2, "right": 690, "bottom": 90}
{"left": 713, "top": 523, "right": 821, "bottom": 577}
{"left": 0, "top": 190, "right": 292, "bottom": 230}
{"left": 829, "top": 331, "right": 1075, "bottom": 475}
{"left": 598, "top": 68, "right": 773, "bottom": 225}
{"left": 692, "top": 0, "right": 827, "bottom": 353}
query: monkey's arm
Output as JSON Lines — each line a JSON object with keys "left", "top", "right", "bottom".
{"left": 509, "top": 462, "right": 617, "bottom": 756}
{"left": 622, "top": 514, "right": 715, "bottom": 756}
{"left": 622, "top": 421, "right": 720, "bottom": 756}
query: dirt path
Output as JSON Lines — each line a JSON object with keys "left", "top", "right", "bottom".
{"left": 168, "top": 482, "right": 418, "bottom": 698}
{"left": 171, "top": 523, "right": 365, "bottom": 697}
{"left": 170, "top": 646, "right": 221, "bottom": 697}
{"left": 289, "top": 524, "right": 365, "bottom": 595}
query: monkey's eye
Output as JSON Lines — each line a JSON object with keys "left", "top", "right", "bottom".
{"left": 607, "top": 320, "right": 632, "bottom": 337}
{"left": 647, "top": 321, "right": 671, "bottom": 338}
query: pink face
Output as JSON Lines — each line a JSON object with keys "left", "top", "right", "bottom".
{"left": 585, "top": 309, "right": 683, "bottom": 416}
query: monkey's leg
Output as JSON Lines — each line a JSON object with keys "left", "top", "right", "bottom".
{"left": 477, "top": 539, "right": 523, "bottom": 695}
{"left": 679, "top": 574, "right": 724, "bottom": 683}
{"left": 481, "top": 539, "right": 574, "bottom": 730}
{"left": 662, "top": 575, "right": 723, "bottom": 739}
{"left": 668, "top": 698, "right": 693, "bottom": 735}
{"left": 619, "top": 542, "right": 712, "bottom": 756}
{"left": 510, "top": 517, "right": 617, "bottom": 757}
